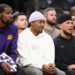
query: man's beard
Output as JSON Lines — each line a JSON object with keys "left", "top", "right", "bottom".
{"left": 2, "top": 19, "right": 12, "bottom": 26}
{"left": 47, "top": 20, "right": 56, "bottom": 26}
{"left": 63, "top": 30, "right": 72, "bottom": 36}
{"left": 73, "top": 25, "right": 75, "bottom": 29}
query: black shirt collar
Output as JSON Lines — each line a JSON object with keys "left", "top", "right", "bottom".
{"left": 59, "top": 34, "right": 73, "bottom": 41}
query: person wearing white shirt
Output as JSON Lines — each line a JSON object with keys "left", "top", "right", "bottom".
{"left": 16, "top": 11, "right": 65, "bottom": 75}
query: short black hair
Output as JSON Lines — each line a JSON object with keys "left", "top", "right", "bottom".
{"left": 0, "top": 4, "right": 11, "bottom": 13}
{"left": 13, "top": 12, "right": 26, "bottom": 22}
{"left": 57, "top": 14, "right": 72, "bottom": 24}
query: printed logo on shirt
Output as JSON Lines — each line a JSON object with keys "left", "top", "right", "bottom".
{"left": 7, "top": 35, "right": 13, "bottom": 40}
{"left": 60, "top": 45, "right": 65, "bottom": 48}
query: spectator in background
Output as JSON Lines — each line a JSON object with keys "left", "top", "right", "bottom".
{"left": 72, "top": 16, "right": 75, "bottom": 35}
{"left": 54, "top": 14, "right": 75, "bottom": 75}
{"left": 0, "top": 4, "right": 25, "bottom": 75}
{"left": 16, "top": 0, "right": 35, "bottom": 16}
{"left": 13, "top": 12, "right": 28, "bottom": 34}
{"left": 51, "top": 0, "right": 75, "bottom": 11}
{"left": 70, "top": 6, "right": 75, "bottom": 16}
{"left": 0, "top": 0, "right": 17, "bottom": 11}
{"left": 70, "top": 6, "right": 75, "bottom": 35}
{"left": 43, "top": 7, "right": 60, "bottom": 39}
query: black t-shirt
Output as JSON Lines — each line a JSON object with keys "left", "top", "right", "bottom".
{"left": 54, "top": 35, "right": 75, "bottom": 71}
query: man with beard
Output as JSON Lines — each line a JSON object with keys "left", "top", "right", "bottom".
{"left": 70, "top": 6, "right": 75, "bottom": 35}
{"left": 54, "top": 14, "right": 75, "bottom": 75}
{"left": 0, "top": 4, "right": 25, "bottom": 75}
{"left": 72, "top": 16, "right": 75, "bottom": 36}
{"left": 16, "top": 11, "right": 65, "bottom": 75}
{"left": 43, "top": 7, "right": 60, "bottom": 39}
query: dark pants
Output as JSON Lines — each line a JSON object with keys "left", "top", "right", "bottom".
{"left": 0, "top": 65, "right": 26, "bottom": 75}
{"left": 23, "top": 66, "right": 65, "bottom": 75}
{"left": 66, "top": 70, "right": 75, "bottom": 75}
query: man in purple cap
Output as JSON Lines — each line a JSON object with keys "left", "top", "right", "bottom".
{"left": 17, "top": 11, "right": 65, "bottom": 75}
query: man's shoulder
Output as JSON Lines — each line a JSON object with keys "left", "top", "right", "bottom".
{"left": 10, "top": 24, "right": 18, "bottom": 30}
{"left": 20, "top": 28, "right": 29, "bottom": 33}
{"left": 10, "top": 24, "right": 18, "bottom": 34}
{"left": 72, "top": 35, "right": 75, "bottom": 38}
{"left": 72, "top": 35, "right": 75, "bottom": 40}
{"left": 6, "top": 24, "right": 18, "bottom": 34}
{"left": 19, "top": 28, "right": 29, "bottom": 37}
{"left": 43, "top": 31, "right": 53, "bottom": 39}
{"left": 7, "top": 24, "right": 18, "bottom": 31}
{"left": 54, "top": 35, "right": 60, "bottom": 43}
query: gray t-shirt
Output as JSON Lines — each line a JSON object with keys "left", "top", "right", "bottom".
{"left": 44, "top": 28, "right": 60, "bottom": 39}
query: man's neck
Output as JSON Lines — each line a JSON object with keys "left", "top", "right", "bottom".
{"left": 19, "top": 28, "right": 25, "bottom": 30}
{"left": 0, "top": 21, "right": 6, "bottom": 28}
{"left": 44, "top": 22, "right": 55, "bottom": 32}
{"left": 72, "top": 27, "right": 75, "bottom": 35}
{"left": 30, "top": 27, "right": 39, "bottom": 36}
{"left": 61, "top": 31, "right": 71, "bottom": 40}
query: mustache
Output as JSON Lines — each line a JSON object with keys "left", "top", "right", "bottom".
{"left": 47, "top": 20, "right": 57, "bottom": 26}
{"left": 63, "top": 30, "right": 72, "bottom": 36}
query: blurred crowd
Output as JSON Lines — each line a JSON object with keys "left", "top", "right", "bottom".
{"left": 0, "top": 0, "right": 75, "bottom": 17}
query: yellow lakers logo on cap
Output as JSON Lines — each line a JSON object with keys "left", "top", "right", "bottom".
{"left": 7, "top": 35, "right": 13, "bottom": 40}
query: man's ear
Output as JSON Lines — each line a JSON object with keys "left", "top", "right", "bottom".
{"left": 0, "top": 13, "right": 1, "bottom": 18}
{"left": 30, "top": 22, "right": 33, "bottom": 26}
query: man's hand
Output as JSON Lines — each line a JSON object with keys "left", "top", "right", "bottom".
{"left": 1, "top": 62, "right": 13, "bottom": 75}
{"left": 68, "top": 64, "right": 75, "bottom": 70}
{"left": 42, "top": 64, "right": 55, "bottom": 74}
{"left": 48, "top": 63, "right": 56, "bottom": 73}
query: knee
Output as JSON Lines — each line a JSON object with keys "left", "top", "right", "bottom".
{"left": 32, "top": 70, "right": 43, "bottom": 75}
{"left": 24, "top": 67, "right": 43, "bottom": 75}
{"left": 0, "top": 69, "right": 5, "bottom": 75}
{"left": 56, "top": 68, "right": 66, "bottom": 75}
{"left": 57, "top": 71, "right": 66, "bottom": 75}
